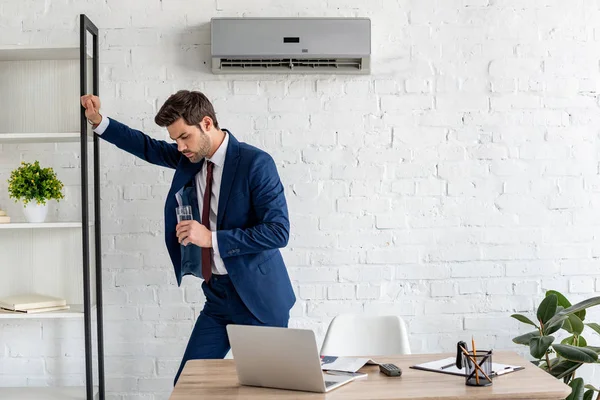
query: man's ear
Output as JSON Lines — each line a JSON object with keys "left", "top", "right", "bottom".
{"left": 201, "top": 116, "right": 213, "bottom": 132}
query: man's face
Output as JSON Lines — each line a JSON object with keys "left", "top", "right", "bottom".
{"left": 167, "top": 118, "right": 211, "bottom": 163}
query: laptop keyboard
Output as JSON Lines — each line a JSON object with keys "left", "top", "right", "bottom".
{"left": 325, "top": 381, "right": 337, "bottom": 388}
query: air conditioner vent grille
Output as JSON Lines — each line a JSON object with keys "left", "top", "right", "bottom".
{"left": 219, "top": 57, "right": 363, "bottom": 71}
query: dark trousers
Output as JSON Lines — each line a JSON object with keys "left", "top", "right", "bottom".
{"left": 174, "top": 274, "right": 289, "bottom": 385}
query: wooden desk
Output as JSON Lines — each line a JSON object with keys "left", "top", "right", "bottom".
{"left": 170, "top": 351, "right": 572, "bottom": 400}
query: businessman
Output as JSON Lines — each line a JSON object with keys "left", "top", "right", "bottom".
{"left": 81, "top": 91, "right": 296, "bottom": 385}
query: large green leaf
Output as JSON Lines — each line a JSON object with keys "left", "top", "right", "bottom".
{"left": 547, "top": 290, "right": 585, "bottom": 321}
{"left": 548, "top": 290, "right": 572, "bottom": 307}
{"left": 543, "top": 357, "right": 564, "bottom": 371}
{"left": 546, "top": 297, "right": 600, "bottom": 329}
{"left": 584, "top": 384, "right": 599, "bottom": 392}
{"left": 546, "top": 318, "right": 564, "bottom": 335}
{"left": 552, "top": 360, "right": 582, "bottom": 380}
{"left": 586, "top": 346, "right": 600, "bottom": 354}
{"left": 562, "top": 335, "right": 575, "bottom": 345}
{"left": 553, "top": 344, "right": 599, "bottom": 363}
{"left": 586, "top": 323, "right": 600, "bottom": 336}
{"left": 564, "top": 314, "right": 585, "bottom": 335}
{"left": 566, "top": 378, "right": 585, "bottom": 400}
{"left": 511, "top": 313, "right": 538, "bottom": 327}
{"left": 530, "top": 336, "right": 555, "bottom": 359}
{"left": 548, "top": 357, "right": 562, "bottom": 368}
{"left": 560, "top": 335, "right": 586, "bottom": 347}
{"left": 513, "top": 330, "right": 541, "bottom": 345}
{"left": 538, "top": 294, "right": 558, "bottom": 325}
{"left": 537, "top": 356, "right": 555, "bottom": 371}
{"left": 547, "top": 315, "right": 569, "bottom": 334}
{"left": 583, "top": 389, "right": 594, "bottom": 400}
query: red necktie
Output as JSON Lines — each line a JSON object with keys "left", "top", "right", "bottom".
{"left": 202, "top": 161, "right": 214, "bottom": 282}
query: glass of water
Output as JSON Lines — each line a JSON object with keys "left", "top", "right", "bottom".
{"left": 176, "top": 206, "right": 193, "bottom": 223}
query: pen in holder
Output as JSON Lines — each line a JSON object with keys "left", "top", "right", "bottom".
{"left": 461, "top": 349, "right": 493, "bottom": 387}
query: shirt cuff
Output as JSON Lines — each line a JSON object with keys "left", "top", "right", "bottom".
{"left": 212, "top": 232, "right": 220, "bottom": 256}
{"left": 93, "top": 116, "right": 110, "bottom": 135}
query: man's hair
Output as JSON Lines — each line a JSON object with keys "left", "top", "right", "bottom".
{"left": 154, "top": 90, "right": 219, "bottom": 129}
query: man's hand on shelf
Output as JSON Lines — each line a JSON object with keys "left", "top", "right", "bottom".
{"left": 81, "top": 94, "right": 102, "bottom": 126}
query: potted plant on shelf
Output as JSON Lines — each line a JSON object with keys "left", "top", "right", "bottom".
{"left": 511, "top": 290, "right": 600, "bottom": 400}
{"left": 7, "top": 161, "right": 64, "bottom": 223}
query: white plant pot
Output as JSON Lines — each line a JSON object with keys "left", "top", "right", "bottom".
{"left": 22, "top": 202, "right": 48, "bottom": 223}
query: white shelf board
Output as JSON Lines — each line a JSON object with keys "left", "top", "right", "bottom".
{"left": 0, "top": 304, "right": 94, "bottom": 319}
{"left": 0, "top": 222, "right": 82, "bottom": 229}
{"left": 0, "top": 132, "right": 81, "bottom": 143}
{"left": 0, "top": 386, "right": 98, "bottom": 400}
{"left": 0, "top": 46, "right": 92, "bottom": 61}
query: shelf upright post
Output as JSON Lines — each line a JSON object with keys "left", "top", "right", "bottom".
{"left": 80, "top": 13, "right": 105, "bottom": 400}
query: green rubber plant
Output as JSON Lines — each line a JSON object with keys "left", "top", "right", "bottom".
{"left": 511, "top": 290, "right": 600, "bottom": 400}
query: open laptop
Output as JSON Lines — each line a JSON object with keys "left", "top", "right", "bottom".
{"left": 226, "top": 324, "right": 356, "bottom": 393}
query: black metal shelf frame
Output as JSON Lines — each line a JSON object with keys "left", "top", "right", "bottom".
{"left": 80, "top": 14, "right": 105, "bottom": 400}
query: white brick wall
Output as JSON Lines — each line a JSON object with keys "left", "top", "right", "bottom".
{"left": 2, "top": 0, "right": 600, "bottom": 399}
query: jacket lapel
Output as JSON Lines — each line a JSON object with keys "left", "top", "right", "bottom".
{"left": 172, "top": 157, "right": 204, "bottom": 194}
{"left": 218, "top": 130, "right": 240, "bottom": 228}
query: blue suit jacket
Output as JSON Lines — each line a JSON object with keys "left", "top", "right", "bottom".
{"left": 99, "top": 118, "right": 296, "bottom": 324}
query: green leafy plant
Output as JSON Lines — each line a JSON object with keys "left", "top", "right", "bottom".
{"left": 7, "top": 161, "right": 64, "bottom": 205}
{"left": 512, "top": 290, "right": 600, "bottom": 400}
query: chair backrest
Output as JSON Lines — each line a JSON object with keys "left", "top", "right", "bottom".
{"left": 320, "top": 314, "right": 411, "bottom": 357}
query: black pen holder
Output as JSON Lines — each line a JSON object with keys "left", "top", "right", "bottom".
{"left": 462, "top": 350, "right": 493, "bottom": 387}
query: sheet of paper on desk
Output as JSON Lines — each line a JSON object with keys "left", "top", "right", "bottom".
{"left": 411, "top": 357, "right": 524, "bottom": 377}
{"left": 320, "top": 356, "right": 379, "bottom": 373}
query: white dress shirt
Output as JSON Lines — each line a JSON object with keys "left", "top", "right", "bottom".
{"left": 94, "top": 117, "right": 227, "bottom": 275}
{"left": 197, "top": 133, "right": 228, "bottom": 275}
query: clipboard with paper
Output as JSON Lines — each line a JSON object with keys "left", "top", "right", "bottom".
{"left": 410, "top": 356, "right": 524, "bottom": 377}
{"left": 411, "top": 340, "right": 524, "bottom": 377}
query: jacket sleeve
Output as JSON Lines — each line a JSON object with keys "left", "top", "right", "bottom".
{"left": 99, "top": 117, "right": 180, "bottom": 169}
{"left": 216, "top": 152, "right": 290, "bottom": 257}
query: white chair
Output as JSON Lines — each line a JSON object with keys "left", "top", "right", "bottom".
{"left": 320, "top": 314, "right": 411, "bottom": 357}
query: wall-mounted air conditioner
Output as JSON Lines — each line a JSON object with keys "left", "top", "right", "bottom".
{"left": 210, "top": 17, "right": 371, "bottom": 75}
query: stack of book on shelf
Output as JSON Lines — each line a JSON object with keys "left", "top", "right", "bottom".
{"left": 0, "top": 209, "right": 9, "bottom": 224}
{"left": 0, "top": 293, "right": 69, "bottom": 314}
